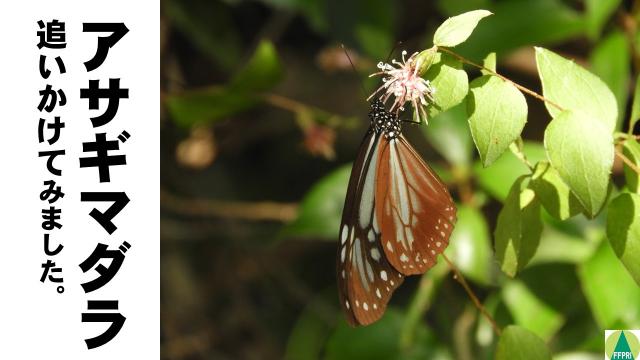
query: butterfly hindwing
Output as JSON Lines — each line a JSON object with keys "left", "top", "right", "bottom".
{"left": 337, "top": 129, "right": 404, "bottom": 326}
{"left": 375, "top": 135, "right": 457, "bottom": 275}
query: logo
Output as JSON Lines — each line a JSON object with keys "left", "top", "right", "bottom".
{"left": 606, "top": 330, "right": 640, "bottom": 360}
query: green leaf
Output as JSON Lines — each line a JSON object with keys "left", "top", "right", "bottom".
{"left": 325, "top": 309, "right": 436, "bottom": 360}
{"left": 531, "top": 227, "right": 597, "bottom": 265}
{"left": 579, "top": 242, "right": 640, "bottom": 328}
{"left": 536, "top": 47, "right": 618, "bottom": 133}
{"left": 502, "top": 280, "right": 565, "bottom": 341}
{"left": 607, "top": 192, "right": 640, "bottom": 286}
{"left": 453, "top": 0, "right": 585, "bottom": 61}
{"left": 495, "top": 325, "right": 552, "bottom": 360}
{"left": 553, "top": 353, "right": 600, "bottom": 360}
{"left": 585, "top": 0, "right": 622, "bottom": 39}
{"left": 424, "top": 52, "right": 469, "bottom": 118}
{"left": 166, "top": 88, "right": 257, "bottom": 128}
{"left": 623, "top": 139, "right": 640, "bottom": 193}
{"left": 325, "top": 0, "right": 394, "bottom": 59}
{"left": 422, "top": 103, "right": 473, "bottom": 166}
{"left": 474, "top": 142, "right": 546, "bottom": 202}
{"left": 433, "top": 9, "right": 492, "bottom": 47}
{"left": 630, "top": 75, "right": 640, "bottom": 132}
{"left": 280, "top": 164, "right": 350, "bottom": 240}
{"left": 495, "top": 176, "right": 543, "bottom": 277}
{"left": 445, "top": 206, "right": 492, "bottom": 285}
{"left": 436, "top": 0, "right": 490, "bottom": 17}
{"left": 164, "top": 0, "right": 241, "bottom": 69}
{"left": 230, "top": 41, "right": 283, "bottom": 92}
{"left": 589, "top": 31, "right": 630, "bottom": 131}
{"left": 284, "top": 295, "right": 336, "bottom": 360}
{"left": 530, "top": 161, "right": 584, "bottom": 220}
{"left": 467, "top": 75, "right": 527, "bottom": 167}
{"left": 482, "top": 52, "right": 496, "bottom": 74}
{"left": 259, "top": 0, "right": 327, "bottom": 33}
{"left": 167, "top": 41, "right": 282, "bottom": 127}
{"left": 544, "top": 110, "right": 614, "bottom": 217}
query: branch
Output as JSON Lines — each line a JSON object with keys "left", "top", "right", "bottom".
{"left": 616, "top": 150, "right": 640, "bottom": 175}
{"left": 438, "top": 47, "right": 566, "bottom": 113}
{"left": 161, "top": 189, "right": 298, "bottom": 222}
{"left": 441, "top": 253, "right": 502, "bottom": 336}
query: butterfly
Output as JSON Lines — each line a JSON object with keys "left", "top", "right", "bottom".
{"left": 337, "top": 99, "right": 457, "bottom": 326}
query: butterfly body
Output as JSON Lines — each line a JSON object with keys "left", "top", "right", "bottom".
{"left": 337, "top": 100, "right": 456, "bottom": 326}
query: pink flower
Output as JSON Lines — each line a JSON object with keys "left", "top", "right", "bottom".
{"left": 368, "top": 51, "right": 436, "bottom": 124}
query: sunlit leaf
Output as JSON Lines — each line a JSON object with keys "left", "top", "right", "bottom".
{"left": 589, "top": 30, "right": 630, "bottom": 130}
{"left": 502, "top": 280, "right": 564, "bottom": 341}
{"left": 495, "top": 176, "right": 543, "bottom": 277}
{"left": 530, "top": 227, "right": 597, "bottom": 265}
{"left": 544, "top": 110, "right": 614, "bottom": 217}
{"left": 496, "top": 325, "right": 552, "bottom": 360}
{"left": 482, "top": 52, "right": 496, "bottom": 74}
{"left": 536, "top": 47, "right": 618, "bottom": 132}
{"left": 578, "top": 242, "right": 640, "bottom": 328}
{"left": 530, "top": 161, "right": 584, "bottom": 220}
{"left": 467, "top": 75, "right": 527, "bottom": 167}
{"left": 607, "top": 192, "right": 640, "bottom": 286}
{"left": 424, "top": 53, "right": 469, "bottom": 118}
{"left": 622, "top": 139, "right": 640, "bottom": 193}
{"left": 433, "top": 9, "right": 492, "bottom": 47}
{"left": 445, "top": 206, "right": 492, "bottom": 285}
{"left": 281, "top": 164, "right": 350, "bottom": 240}
{"left": 474, "top": 142, "right": 546, "bottom": 201}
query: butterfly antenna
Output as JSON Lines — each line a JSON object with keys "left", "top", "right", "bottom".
{"left": 385, "top": 40, "right": 403, "bottom": 64}
{"left": 341, "top": 44, "right": 369, "bottom": 100}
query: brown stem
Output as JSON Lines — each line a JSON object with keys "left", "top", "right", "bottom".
{"left": 438, "top": 47, "right": 566, "bottom": 113}
{"left": 441, "top": 253, "right": 502, "bottom": 336}
{"left": 161, "top": 189, "right": 298, "bottom": 222}
{"left": 616, "top": 150, "right": 640, "bottom": 175}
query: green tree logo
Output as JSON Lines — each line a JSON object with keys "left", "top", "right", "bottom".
{"left": 606, "top": 331, "right": 640, "bottom": 360}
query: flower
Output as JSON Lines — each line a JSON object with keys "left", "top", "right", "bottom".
{"left": 367, "top": 50, "right": 436, "bottom": 124}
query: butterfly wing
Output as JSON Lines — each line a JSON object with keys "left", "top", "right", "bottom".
{"left": 337, "top": 129, "right": 404, "bottom": 326}
{"left": 375, "top": 135, "right": 457, "bottom": 275}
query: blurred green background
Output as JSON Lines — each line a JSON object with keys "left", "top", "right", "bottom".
{"left": 160, "top": 0, "right": 640, "bottom": 359}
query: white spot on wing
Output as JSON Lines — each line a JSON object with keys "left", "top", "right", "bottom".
{"left": 380, "top": 270, "right": 388, "bottom": 281}
{"left": 371, "top": 248, "right": 381, "bottom": 261}
{"left": 341, "top": 225, "right": 348, "bottom": 244}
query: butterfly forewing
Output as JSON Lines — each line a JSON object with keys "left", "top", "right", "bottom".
{"left": 337, "top": 129, "right": 404, "bottom": 326}
{"left": 375, "top": 135, "right": 457, "bottom": 275}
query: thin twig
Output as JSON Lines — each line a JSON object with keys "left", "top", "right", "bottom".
{"left": 616, "top": 150, "right": 640, "bottom": 175}
{"left": 161, "top": 189, "right": 298, "bottom": 222}
{"left": 441, "top": 253, "right": 502, "bottom": 336}
{"left": 438, "top": 47, "right": 566, "bottom": 113}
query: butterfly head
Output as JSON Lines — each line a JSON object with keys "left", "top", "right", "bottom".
{"left": 369, "top": 100, "right": 401, "bottom": 139}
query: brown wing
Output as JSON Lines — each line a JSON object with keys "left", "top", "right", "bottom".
{"left": 375, "top": 135, "right": 457, "bottom": 275}
{"left": 337, "top": 129, "right": 404, "bottom": 326}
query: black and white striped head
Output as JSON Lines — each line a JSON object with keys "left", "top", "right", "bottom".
{"left": 369, "top": 100, "right": 401, "bottom": 140}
